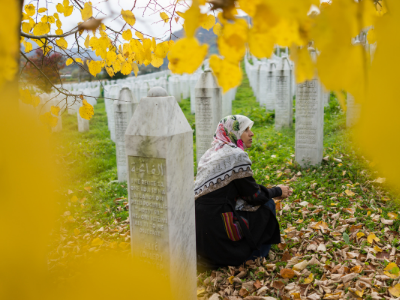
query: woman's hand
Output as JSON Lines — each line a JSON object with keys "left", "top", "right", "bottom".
{"left": 278, "top": 185, "right": 293, "bottom": 199}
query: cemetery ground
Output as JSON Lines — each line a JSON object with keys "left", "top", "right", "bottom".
{"left": 49, "top": 74, "right": 400, "bottom": 300}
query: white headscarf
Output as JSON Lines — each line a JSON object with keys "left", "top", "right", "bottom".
{"left": 194, "top": 115, "right": 254, "bottom": 199}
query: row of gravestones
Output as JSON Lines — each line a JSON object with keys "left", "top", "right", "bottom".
{"left": 244, "top": 50, "right": 362, "bottom": 167}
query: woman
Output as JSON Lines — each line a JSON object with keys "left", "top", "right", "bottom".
{"left": 194, "top": 115, "right": 292, "bottom": 271}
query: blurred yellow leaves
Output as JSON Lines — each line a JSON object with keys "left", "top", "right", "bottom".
{"left": 24, "top": 4, "right": 35, "bottom": 16}
{"left": 200, "top": 14, "right": 215, "bottom": 31}
{"left": 87, "top": 60, "right": 102, "bottom": 77}
{"left": 51, "top": 106, "right": 60, "bottom": 116}
{"left": 56, "top": 38, "right": 68, "bottom": 49}
{"left": 19, "top": 89, "right": 40, "bottom": 107}
{"left": 33, "top": 22, "right": 50, "bottom": 36}
{"left": 40, "top": 112, "right": 58, "bottom": 128}
{"left": 122, "top": 29, "right": 132, "bottom": 41}
{"left": 384, "top": 263, "right": 400, "bottom": 279}
{"left": 210, "top": 55, "right": 242, "bottom": 93}
{"left": 81, "top": 2, "right": 93, "bottom": 21}
{"left": 304, "top": 273, "right": 314, "bottom": 284}
{"left": 168, "top": 37, "right": 208, "bottom": 74}
{"left": 121, "top": 9, "right": 136, "bottom": 26}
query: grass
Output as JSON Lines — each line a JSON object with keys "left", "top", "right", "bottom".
{"left": 49, "top": 66, "right": 399, "bottom": 263}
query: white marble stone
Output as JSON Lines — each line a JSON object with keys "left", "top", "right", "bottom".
{"left": 295, "top": 78, "right": 324, "bottom": 167}
{"left": 346, "top": 93, "right": 361, "bottom": 127}
{"left": 195, "top": 71, "right": 222, "bottom": 163}
{"left": 77, "top": 111, "right": 89, "bottom": 132}
{"left": 222, "top": 89, "right": 232, "bottom": 117}
{"left": 125, "top": 86, "right": 196, "bottom": 300}
{"left": 259, "top": 61, "right": 277, "bottom": 110}
{"left": 189, "top": 74, "right": 199, "bottom": 114}
{"left": 114, "top": 87, "right": 138, "bottom": 182}
{"left": 275, "top": 58, "right": 293, "bottom": 129}
{"left": 106, "top": 85, "right": 120, "bottom": 141}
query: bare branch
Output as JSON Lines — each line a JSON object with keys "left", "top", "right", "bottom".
{"left": 21, "top": 27, "right": 80, "bottom": 40}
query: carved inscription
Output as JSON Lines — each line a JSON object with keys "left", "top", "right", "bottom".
{"left": 128, "top": 156, "right": 168, "bottom": 273}
{"left": 196, "top": 97, "right": 213, "bottom": 157}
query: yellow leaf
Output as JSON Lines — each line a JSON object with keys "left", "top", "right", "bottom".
{"left": 280, "top": 268, "right": 295, "bottom": 279}
{"left": 73, "top": 228, "right": 80, "bottom": 236}
{"left": 79, "top": 99, "right": 94, "bottom": 120}
{"left": 210, "top": 55, "right": 242, "bottom": 93}
{"left": 54, "top": 12, "right": 59, "bottom": 19}
{"left": 201, "top": 14, "right": 215, "bottom": 30}
{"left": 56, "top": 19, "right": 62, "bottom": 29}
{"left": 389, "top": 284, "right": 400, "bottom": 297}
{"left": 51, "top": 106, "right": 60, "bottom": 116}
{"left": 135, "top": 31, "right": 143, "bottom": 40}
{"left": 38, "top": 7, "right": 47, "bottom": 13}
{"left": 64, "top": 5, "right": 73, "bottom": 17}
{"left": 105, "top": 67, "right": 114, "bottom": 77}
{"left": 41, "top": 15, "right": 48, "bottom": 23}
{"left": 48, "top": 16, "right": 55, "bottom": 24}
{"left": 151, "top": 54, "right": 163, "bottom": 68}
{"left": 197, "top": 288, "right": 206, "bottom": 296}
{"left": 84, "top": 35, "right": 90, "bottom": 48}
{"left": 154, "top": 41, "right": 169, "bottom": 59}
{"left": 70, "top": 195, "right": 78, "bottom": 202}
{"left": 33, "top": 22, "right": 50, "bottom": 36}
{"left": 56, "top": 38, "right": 68, "bottom": 49}
{"left": 121, "top": 9, "right": 136, "bottom": 26}
{"left": 290, "top": 46, "right": 315, "bottom": 83}
{"left": 32, "top": 96, "right": 40, "bottom": 107}
{"left": 122, "top": 29, "right": 132, "bottom": 41}
{"left": 345, "top": 189, "right": 355, "bottom": 196}
{"left": 388, "top": 212, "right": 398, "bottom": 220}
{"left": 213, "top": 23, "right": 222, "bottom": 35}
{"left": 21, "top": 22, "right": 32, "bottom": 33}
{"left": 24, "top": 42, "right": 32, "bottom": 53}
{"left": 356, "top": 232, "right": 365, "bottom": 239}
{"left": 91, "top": 238, "right": 103, "bottom": 246}
{"left": 132, "top": 62, "right": 138, "bottom": 77}
{"left": 81, "top": 2, "right": 92, "bottom": 21}
{"left": 367, "top": 233, "right": 380, "bottom": 244}
{"left": 87, "top": 60, "right": 102, "bottom": 77}
{"left": 25, "top": 4, "right": 35, "bottom": 16}
{"left": 75, "top": 58, "right": 83, "bottom": 64}
{"left": 167, "top": 37, "right": 208, "bottom": 74}
{"left": 374, "top": 245, "right": 383, "bottom": 253}
{"left": 19, "top": 89, "right": 32, "bottom": 104}
{"left": 55, "top": 29, "right": 63, "bottom": 35}
{"left": 384, "top": 263, "right": 400, "bottom": 279}
{"left": 56, "top": 3, "right": 64, "bottom": 14}
{"left": 217, "top": 19, "right": 247, "bottom": 63}
{"left": 160, "top": 12, "right": 169, "bottom": 23}
{"left": 106, "top": 51, "right": 117, "bottom": 65}
{"left": 304, "top": 273, "right": 314, "bottom": 284}
{"left": 183, "top": 2, "right": 201, "bottom": 38}
{"left": 121, "top": 61, "right": 132, "bottom": 75}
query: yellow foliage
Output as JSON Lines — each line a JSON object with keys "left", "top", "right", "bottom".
{"left": 81, "top": 2, "right": 92, "bottom": 21}
{"left": 56, "top": 19, "right": 62, "bottom": 28}
{"left": 384, "top": 263, "right": 400, "bottom": 279}
{"left": 132, "top": 62, "right": 139, "bottom": 77}
{"left": 217, "top": 19, "right": 247, "bottom": 63}
{"left": 79, "top": 99, "right": 94, "bottom": 120}
{"left": 201, "top": 14, "right": 215, "bottom": 31}
{"left": 66, "top": 58, "right": 73, "bottom": 66}
{"left": 51, "top": 106, "right": 60, "bottom": 116}
{"left": 183, "top": 2, "right": 201, "bottom": 38}
{"left": 121, "top": 9, "right": 136, "bottom": 26}
{"left": 367, "top": 233, "right": 380, "bottom": 244}
{"left": 213, "top": 23, "right": 221, "bottom": 36}
{"left": 160, "top": 12, "right": 169, "bottom": 23}
{"left": 24, "top": 4, "right": 35, "bottom": 17}
{"left": 24, "top": 42, "right": 32, "bottom": 53}
{"left": 91, "top": 237, "right": 104, "bottom": 246}
{"left": 87, "top": 60, "right": 102, "bottom": 77}
{"left": 56, "top": 38, "right": 68, "bottom": 49}
{"left": 210, "top": 55, "right": 242, "bottom": 93}
{"left": 154, "top": 41, "right": 169, "bottom": 59}
{"left": 389, "top": 284, "right": 400, "bottom": 298}
{"left": 304, "top": 273, "right": 314, "bottom": 284}
{"left": 122, "top": 29, "right": 132, "bottom": 41}
{"left": 33, "top": 22, "right": 50, "bottom": 36}
{"left": 41, "top": 15, "right": 48, "bottom": 23}
{"left": 21, "top": 22, "right": 32, "bottom": 33}
{"left": 56, "top": 3, "right": 64, "bottom": 14}
{"left": 290, "top": 46, "right": 315, "bottom": 84}
{"left": 248, "top": 29, "right": 275, "bottom": 59}
{"left": 121, "top": 61, "right": 132, "bottom": 75}
{"left": 38, "top": 7, "right": 47, "bottom": 13}
{"left": 168, "top": 37, "right": 208, "bottom": 74}
{"left": 55, "top": 29, "right": 63, "bottom": 35}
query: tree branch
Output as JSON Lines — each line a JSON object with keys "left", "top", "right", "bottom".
{"left": 21, "top": 27, "right": 80, "bottom": 40}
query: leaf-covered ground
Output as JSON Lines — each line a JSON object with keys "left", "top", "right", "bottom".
{"left": 50, "top": 71, "right": 400, "bottom": 299}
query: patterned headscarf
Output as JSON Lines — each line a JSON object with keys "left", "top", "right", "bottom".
{"left": 194, "top": 115, "right": 254, "bottom": 199}
{"left": 213, "top": 115, "right": 254, "bottom": 150}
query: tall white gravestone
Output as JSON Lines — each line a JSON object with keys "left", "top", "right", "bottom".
{"left": 125, "top": 87, "right": 196, "bottom": 300}
{"left": 114, "top": 87, "right": 138, "bottom": 182}
{"left": 275, "top": 58, "right": 293, "bottom": 130}
{"left": 195, "top": 71, "right": 222, "bottom": 163}
{"left": 77, "top": 111, "right": 89, "bottom": 132}
{"left": 295, "top": 78, "right": 324, "bottom": 167}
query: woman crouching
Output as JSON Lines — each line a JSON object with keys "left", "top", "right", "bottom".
{"left": 194, "top": 115, "right": 292, "bottom": 271}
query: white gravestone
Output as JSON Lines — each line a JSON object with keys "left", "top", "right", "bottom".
{"left": 259, "top": 62, "right": 277, "bottom": 110}
{"left": 275, "top": 58, "right": 293, "bottom": 130}
{"left": 295, "top": 79, "right": 324, "bottom": 167}
{"left": 222, "top": 89, "right": 232, "bottom": 118}
{"left": 77, "top": 111, "right": 89, "bottom": 132}
{"left": 125, "top": 86, "right": 196, "bottom": 300}
{"left": 195, "top": 71, "right": 222, "bottom": 163}
{"left": 189, "top": 74, "right": 199, "bottom": 114}
{"left": 114, "top": 87, "right": 138, "bottom": 182}
{"left": 346, "top": 93, "right": 361, "bottom": 127}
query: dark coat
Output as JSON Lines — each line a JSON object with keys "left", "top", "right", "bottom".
{"left": 195, "top": 176, "right": 282, "bottom": 271}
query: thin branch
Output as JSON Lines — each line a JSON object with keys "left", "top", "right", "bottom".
{"left": 21, "top": 27, "right": 80, "bottom": 40}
